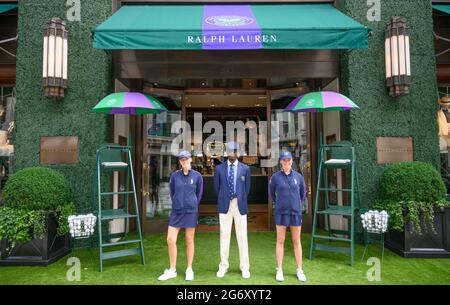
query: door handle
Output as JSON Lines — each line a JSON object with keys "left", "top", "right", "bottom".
{"left": 142, "top": 162, "right": 150, "bottom": 197}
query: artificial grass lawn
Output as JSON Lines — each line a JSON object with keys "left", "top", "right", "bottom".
{"left": 1, "top": 232, "right": 449, "bottom": 285}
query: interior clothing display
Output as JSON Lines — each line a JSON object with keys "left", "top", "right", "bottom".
{"left": 438, "top": 97, "right": 450, "bottom": 152}
{"left": 444, "top": 108, "right": 450, "bottom": 123}
{"left": 438, "top": 109, "right": 448, "bottom": 135}
{"left": 2, "top": 96, "right": 15, "bottom": 131}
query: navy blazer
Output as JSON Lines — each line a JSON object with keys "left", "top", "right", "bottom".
{"left": 269, "top": 170, "right": 306, "bottom": 216}
{"left": 169, "top": 169, "right": 203, "bottom": 214}
{"left": 213, "top": 161, "right": 251, "bottom": 215}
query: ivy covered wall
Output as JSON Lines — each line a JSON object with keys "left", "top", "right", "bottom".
{"left": 339, "top": 0, "right": 440, "bottom": 205}
{"left": 14, "top": 0, "right": 113, "bottom": 210}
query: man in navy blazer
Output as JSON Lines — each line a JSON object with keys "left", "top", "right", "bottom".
{"left": 214, "top": 141, "right": 251, "bottom": 279}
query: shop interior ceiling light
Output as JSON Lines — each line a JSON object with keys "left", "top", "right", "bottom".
{"left": 385, "top": 17, "right": 411, "bottom": 98}
{"left": 43, "top": 18, "right": 68, "bottom": 100}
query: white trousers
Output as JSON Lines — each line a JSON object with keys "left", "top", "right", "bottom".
{"left": 219, "top": 198, "right": 250, "bottom": 271}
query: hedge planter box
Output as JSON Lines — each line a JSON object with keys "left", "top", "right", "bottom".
{"left": 385, "top": 207, "right": 450, "bottom": 258}
{"left": 0, "top": 213, "right": 71, "bottom": 266}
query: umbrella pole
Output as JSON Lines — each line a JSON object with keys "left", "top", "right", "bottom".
{"left": 128, "top": 131, "right": 132, "bottom": 147}
{"left": 319, "top": 131, "right": 323, "bottom": 148}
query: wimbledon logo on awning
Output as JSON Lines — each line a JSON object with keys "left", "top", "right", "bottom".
{"left": 205, "top": 15, "right": 254, "bottom": 27}
{"left": 107, "top": 99, "right": 117, "bottom": 106}
{"left": 187, "top": 15, "right": 278, "bottom": 46}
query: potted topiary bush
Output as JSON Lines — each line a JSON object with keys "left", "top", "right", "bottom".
{"left": 373, "top": 161, "right": 450, "bottom": 258}
{"left": 0, "top": 167, "right": 75, "bottom": 266}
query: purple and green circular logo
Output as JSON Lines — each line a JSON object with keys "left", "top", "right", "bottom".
{"left": 205, "top": 15, "right": 254, "bottom": 27}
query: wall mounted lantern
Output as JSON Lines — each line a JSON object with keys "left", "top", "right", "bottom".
{"left": 43, "top": 18, "right": 68, "bottom": 99}
{"left": 385, "top": 17, "right": 411, "bottom": 98}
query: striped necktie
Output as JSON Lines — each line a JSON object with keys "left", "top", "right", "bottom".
{"left": 228, "top": 164, "right": 235, "bottom": 199}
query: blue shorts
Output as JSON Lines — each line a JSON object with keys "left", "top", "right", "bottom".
{"left": 169, "top": 212, "right": 198, "bottom": 228}
{"left": 275, "top": 214, "right": 302, "bottom": 227}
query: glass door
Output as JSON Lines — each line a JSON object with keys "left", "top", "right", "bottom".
{"left": 269, "top": 88, "right": 313, "bottom": 229}
{"left": 184, "top": 90, "right": 270, "bottom": 231}
{"left": 142, "top": 89, "right": 183, "bottom": 232}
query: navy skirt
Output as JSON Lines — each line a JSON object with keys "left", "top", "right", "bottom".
{"left": 169, "top": 212, "right": 198, "bottom": 228}
{"left": 275, "top": 213, "right": 302, "bottom": 227}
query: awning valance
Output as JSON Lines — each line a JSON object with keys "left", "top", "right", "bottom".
{"left": 0, "top": 4, "right": 17, "bottom": 14}
{"left": 92, "top": 4, "right": 369, "bottom": 50}
{"left": 433, "top": 4, "right": 450, "bottom": 15}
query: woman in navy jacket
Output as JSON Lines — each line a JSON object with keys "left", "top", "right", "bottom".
{"left": 269, "top": 151, "right": 307, "bottom": 282}
{"left": 158, "top": 150, "right": 203, "bottom": 282}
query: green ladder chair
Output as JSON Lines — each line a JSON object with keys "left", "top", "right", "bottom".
{"left": 309, "top": 141, "right": 362, "bottom": 266}
{"left": 95, "top": 144, "right": 145, "bottom": 272}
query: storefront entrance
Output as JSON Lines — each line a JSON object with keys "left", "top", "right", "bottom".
{"left": 92, "top": 0, "right": 369, "bottom": 236}
{"left": 128, "top": 80, "right": 327, "bottom": 234}
{"left": 109, "top": 48, "right": 344, "bottom": 235}
{"left": 110, "top": 49, "right": 343, "bottom": 235}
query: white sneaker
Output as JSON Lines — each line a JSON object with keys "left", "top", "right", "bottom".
{"left": 276, "top": 268, "right": 284, "bottom": 282}
{"left": 216, "top": 266, "right": 228, "bottom": 278}
{"left": 185, "top": 268, "right": 194, "bottom": 281}
{"left": 242, "top": 269, "right": 251, "bottom": 279}
{"left": 296, "top": 268, "right": 307, "bottom": 282}
{"left": 158, "top": 269, "right": 177, "bottom": 281}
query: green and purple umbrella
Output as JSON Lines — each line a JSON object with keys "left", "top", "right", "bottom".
{"left": 92, "top": 92, "right": 168, "bottom": 115}
{"left": 284, "top": 91, "right": 359, "bottom": 113}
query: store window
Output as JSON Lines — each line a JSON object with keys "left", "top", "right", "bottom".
{"left": 145, "top": 102, "right": 182, "bottom": 219}
{"left": 184, "top": 95, "right": 269, "bottom": 206}
{"left": 271, "top": 97, "right": 311, "bottom": 213}
{"left": 439, "top": 86, "right": 450, "bottom": 196}
{"left": 0, "top": 87, "right": 14, "bottom": 187}
{"left": 434, "top": 8, "right": 450, "bottom": 196}
{"left": 0, "top": 5, "right": 17, "bottom": 193}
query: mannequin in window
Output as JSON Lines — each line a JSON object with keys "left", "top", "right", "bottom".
{"left": 438, "top": 96, "right": 450, "bottom": 153}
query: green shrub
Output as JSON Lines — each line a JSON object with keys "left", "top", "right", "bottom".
{"left": 0, "top": 207, "right": 37, "bottom": 247}
{"left": 3, "top": 167, "right": 72, "bottom": 211}
{"left": 374, "top": 162, "right": 448, "bottom": 234}
{"left": 378, "top": 162, "right": 446, "bottom": 203}
{"left": 0, "top": 167, "right": 75, "bottom": 254}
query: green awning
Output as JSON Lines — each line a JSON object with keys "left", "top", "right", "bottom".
{"left": 434, "top": 4, "right": 450, "bottom": 15}
{"left": 93, "top": 4, "right": 369, "bottom": 50}
{"left": 0, "top": 3, "right": 17, "bottom": 14}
